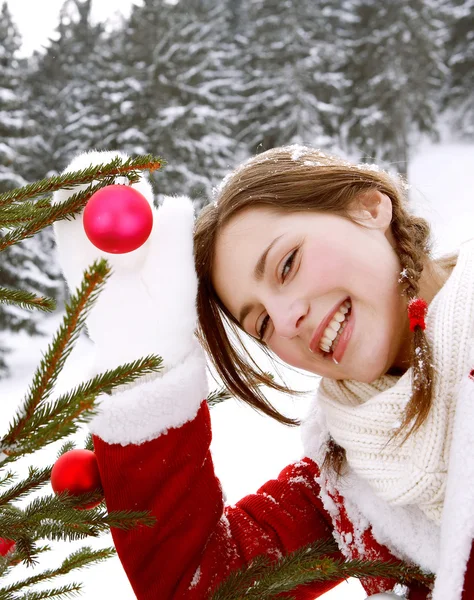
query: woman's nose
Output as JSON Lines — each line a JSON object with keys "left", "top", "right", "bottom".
{"left": 269, "top": 298, "right": 308, "bottom": 338}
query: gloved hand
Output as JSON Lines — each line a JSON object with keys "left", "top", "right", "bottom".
{"left": 52, "top": 150, "right": 198, "bottom": 375}
{"left": 52, "top": 150, "right": 207, "bottom": 446}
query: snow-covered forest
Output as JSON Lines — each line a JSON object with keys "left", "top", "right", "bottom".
{"left": 1, "top": 0, "right": 473, "bottom": 377}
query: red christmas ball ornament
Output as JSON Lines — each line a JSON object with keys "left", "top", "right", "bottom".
{"left": 51, "top": 449, "right": 104, "bottom": 510}
{"left": 0, "top": 538, "right": 15, "bottom": 557}
{"left": 83, "top": 184, "right": 153, "bottom": 253}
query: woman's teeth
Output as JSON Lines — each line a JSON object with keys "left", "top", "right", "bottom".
{"left": 319, "top": 300, "right": 352, "bottom": 354}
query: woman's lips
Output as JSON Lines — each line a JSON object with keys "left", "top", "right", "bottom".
{"left": 332, "top": 305, "right": 354, "bottom": 363}
{"left": 309, "top": 296, "right": 351, "bottom": 354}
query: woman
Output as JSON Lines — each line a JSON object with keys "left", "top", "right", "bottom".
{"left": 53, "top": 146, "right": 474, "bottom": 599}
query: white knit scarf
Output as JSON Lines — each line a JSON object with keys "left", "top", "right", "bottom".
{"left": 315, "top": 237, "right": 474, "bottom": 525}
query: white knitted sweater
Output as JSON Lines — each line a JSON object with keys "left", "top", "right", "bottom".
{"left": 317, "top": 237, "right": 474, "bottom": 525}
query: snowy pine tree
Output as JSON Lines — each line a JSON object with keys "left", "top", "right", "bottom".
{"left": 22, "top": 0, "right": 105, "bottom": 178}
{"left": 442, "top": 0, "right": 474, "bottom": 138}
{"left": 136, "top": 0, "right": 243, "bottom": 206}
{"left": 84, "top": 17, "right": 150, "bottom": 157}
{"left": 0, "top": 2, "right": 62, "bottom": 378}
{"left": 341, "top": 0, "right": 447, "bottom": 175}
{"left": 50, "top": 0, "right": 106, "bottom": 166}
{"left": 234, "top": 0, "right": 341, "bottom": 155}
{"left": 0, "top": 2, "right": 27, "bottom": 191}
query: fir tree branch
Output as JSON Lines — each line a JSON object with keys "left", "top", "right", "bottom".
{"left": 0, "top": 471, "right": 16, "bottom": 488}
{"left": 210, "top": 539, "right": 435, "bottom": 599}
{"left": 0, "top": 545, "right": 51, "bottom": 580}
{"left": 56, "top": 442, "right": 76, "bottom": 458}
{"left": 1, "top": 491, "right": 156, "bottom": 534}
{"left": 0, "top": 155, "right": 163, "bottom": 207}
{"left": 12, "top": 355, "right": 162, "bottom": 456}
{"left": 83, "top": 434, "right": 93, "bottom": 452}
{"left": 0, "top": 288, "right": 56, "bottom": 313}
{"left": 0, "top": 535, "right": 45, "bottom": 570}
{"left": 0, "top": 546, "right": 114, "bottom": 599}
{"left": 12, "top": 582, "right": 83, "bottom": 600}
{"left": 60, "top": 546, "right": 115, "bottom": 570}
{"left": 100, "top": 509, "right": 157, "bottom": 530}
{"left": 0, "top": 582, "right": 83, "bottom": 600}
{"left": 0, "top": 180, "right": 113, "bottom": 251}
{"left": 0, "top": 491, "right": 155, "bottom": 560}
{"left": 0, "top": 260, "right": 111, "bottom": 453}
{"left": 0, "top": 200, "right": 52, "bottom": 229}
{"left": 207, "top": 385, "right": 233, "bottom": 407}
{"left": 0, "top": 466, "right": 52, "bottom": 506}
{"left": 22, "top": 356, "right": 163, "bottom": 434}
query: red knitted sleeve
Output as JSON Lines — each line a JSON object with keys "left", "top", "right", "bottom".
{"left": 92, "top": 400, "right": 345, "bottom": 600}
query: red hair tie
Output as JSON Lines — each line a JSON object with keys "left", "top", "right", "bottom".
{"left": 407, "top": 297, "right": 428, "bottom": 332}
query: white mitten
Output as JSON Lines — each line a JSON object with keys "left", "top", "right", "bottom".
{"left": 52, "top": 150, "right": 207, "bottom": 445}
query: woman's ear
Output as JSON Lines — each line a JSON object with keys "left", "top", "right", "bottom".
{"left": 349, "top": 190, "right": 393, "bottom": 233}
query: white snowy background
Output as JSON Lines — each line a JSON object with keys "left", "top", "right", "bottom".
{"left": 0, "top": 140, "right": 473, "bottom": 600}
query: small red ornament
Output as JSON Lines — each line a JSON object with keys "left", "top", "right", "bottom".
{"left": 51, "top": 449, "right": 104, "bottom": 510}
{"left": 407, "top": 297, "right": 428, "bottom": 332}
{"left": 0, "top": 538, "right": 15, "bottom": 557}
{"left": 83, "top": 184, "right": 153, "bottom": 254}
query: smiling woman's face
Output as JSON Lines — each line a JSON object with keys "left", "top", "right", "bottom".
{"left": 212, "top": 190, "right": 413, "bottom": 382}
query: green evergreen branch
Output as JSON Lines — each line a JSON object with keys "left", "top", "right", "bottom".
{"left": 0, "top": 467, "right": 52, "bottom": 506}
{"left": 1, "top": 491, "right": 155, "bottom": 543}
{"left": 0, "top": 155, "right": 164, "bottom": 207}
{"left": 207, "top": 385, "right": 233, "bottom": 407}
{"left": 0, "top": 423, "right": 81, "bottom": 465}
{"left": 83, "top": 435, "right": 93, "bottom": 452}
{"left": 100, "top": 509, "right": 157, "bottom": 530}
{"left": 56, "top": 442, "right": 76, "bottom": 458}
{"left": 210, "top": 538, "right": 337, "bottom": 600}
{"left": 0, "top": 259, "right": 111, "bottom": 454}
{"left": 5, "top": 536, "right": 43, "bottom": 570}
{"left": 0, "top": 200, "right": 52, "bottom": 229}
{"left": 14, "top": 355, "right": 162, "bottom": 455}
{"left": 0, "top": 545, "right": 52, "bottom": 581}
{"left": 0, "top": 502, "right": 104, "bottom": 547}
{"left": 0, "top": 288, "right": 56, "bottom": 313}
{"left": 0, "top": 546, "right": 115, "bottom": 599}
{"left": 11, "top": 582, "right": 83, "bottom": 600}
{"left": 210, "top": 539, "right": 434, "bottom": 600}
{"left": 6, "top": 355, "right": 161, "bottom": 458}
{"left": 0, "top": 471, "right": 16, "bottom": 488}
{"left": 0, "top": 180, "right": 113, "bottom": 251}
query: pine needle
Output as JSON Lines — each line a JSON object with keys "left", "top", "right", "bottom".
{"left": 0, "top": 467, "right": 53, "bottom": 506}
{"left": 210, "top": 539, "right": 434, "bottom": 599}
{"left": 0, "top": 155, "right": 164, "bottom": 207}
{"left": 0, "top": 260, "right": 112, "bottom": 454}
{"left": 0, "top": 288, "right": 56, "bottom": 313}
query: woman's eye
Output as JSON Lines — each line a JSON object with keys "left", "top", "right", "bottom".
{"left": 257, "top": 314, "right": 270, "bottom": 341}
{"left": 256, "top": 249, "right": 298, "bottom": 341}
{"left": 281, "top": 249, "right": 297, "bottom": 281}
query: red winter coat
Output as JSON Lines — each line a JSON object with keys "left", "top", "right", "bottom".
{"left": 89, "top": 345, "right": 442, "bottom": 600}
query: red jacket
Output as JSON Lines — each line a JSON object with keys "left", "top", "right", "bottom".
{"left": 92, "top": 397, "right": 434, "bottom": 599}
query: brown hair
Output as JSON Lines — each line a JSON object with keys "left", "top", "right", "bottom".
{"left": 194, "top": 145, "right": 458, "bottom": 478}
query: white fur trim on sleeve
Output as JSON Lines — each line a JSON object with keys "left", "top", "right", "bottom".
{"left": 88, "top": 345, "right": 208, "bottom": 446}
